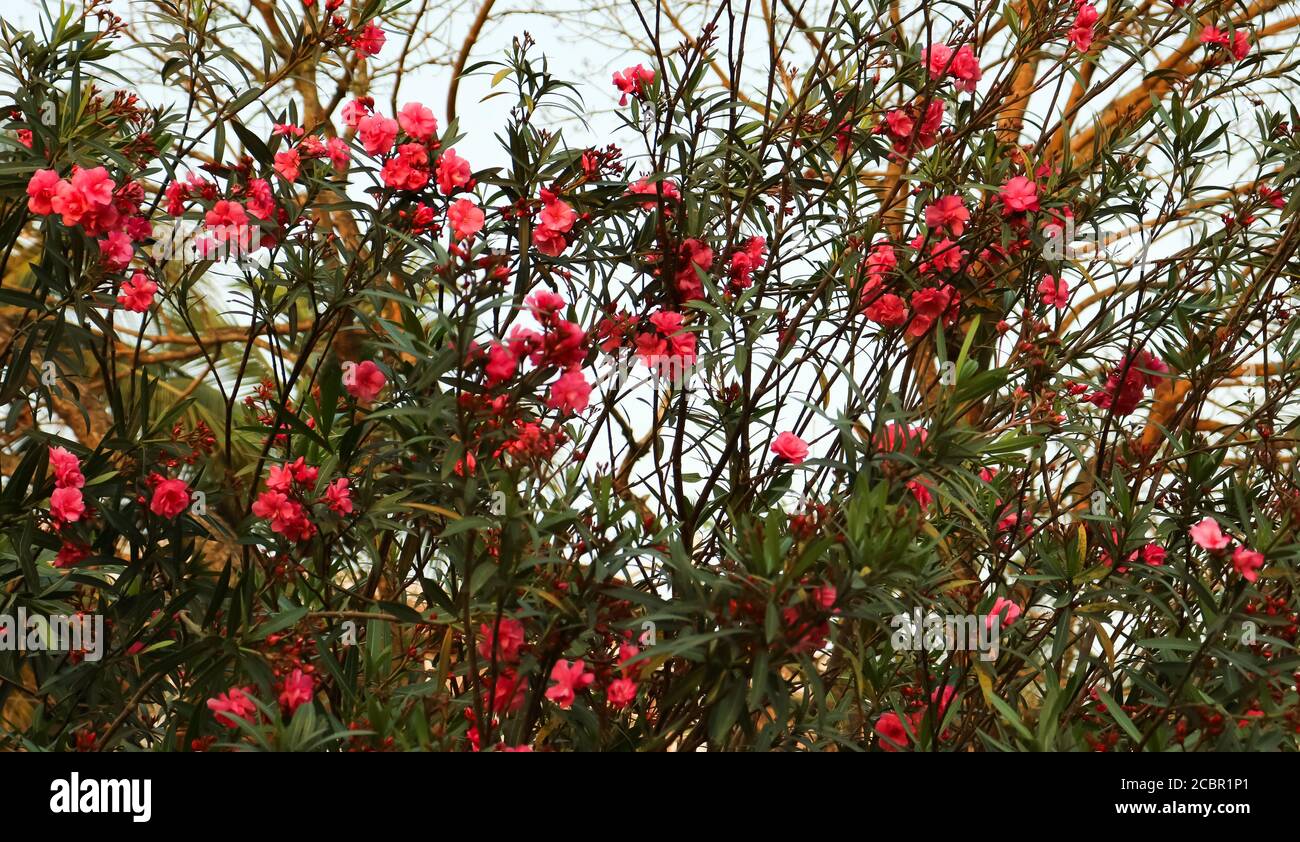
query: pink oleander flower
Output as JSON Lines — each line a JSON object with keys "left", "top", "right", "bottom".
{"left": 986, "top": 596, "right": 1021, "bottom": 630}
{"left": 448, "top": 199, "right": 485, "bottom": 240}
{"left": 207, "top": 687, "right": 258, "bottom": 727}
{"left": 925, "top": 194, "right": 969, "bottom": 236}
{"left": 252, "top": 490, "right": 291, "bottom": 520}
{"left": 875, "top": 711, "right": 910, "bottom": 751}
{"left": 534, "top": 191, "right": 577, "bottom": 256}
{"left": 485, "top": 342, "right": 520, "bottom": 386}
{"left": 381, "top": 143, "right": 429, "bottom": 190}
{"left": 771, "top": 431, "right": 810, "bottom": 465}
{"left": 398, "top": 102, "right": 438, "bottom": 141}
{"left": 49, "top": 446, "right": 84, "bottom": 489}
{"left": 1190, "top": 517, "right": 1232, "bottom": 551}
{"left": 876, "top": 421, "right": 929, "bottom": 454}
{"left": 1200, "top": 26, "right": 1229, "bottom": 48}
{"left": 606, "top": 678, "right": 638, "bottom": 709}
{"left": 436, "top": 150, "right": 473, "bottom": 196}
{"left": 545, "top": 658, "right": 595, "bottom": 708}
{"left": 478, "top": 617, "right": 526, "bottom": 663}
{"left": 342, "top": 97, "right": 372, "bottom": 128}
{"left": 1068, "top": 3, "right": 1099, "bottom": 52}
{"left": 1232, "top": 546, "right": 1264, "bottom": 582}
{"left": 436, "top": 149, "right": 472, "bottom": 195}
{"left": 50, "top": 486, "right": 85, "bottom": 524}
{"left": 612, "top": 64, "right": 655, "bottom": 105}
{"left": 907, "top": 285, "right": 954, "bottom": 337}
{"left": 865, "top": 291, "right": 908, "bottom": 327}
{"left": 117, "top": 271, "right": 158, "bottom": 313}
{"left": 950, "top": 45, "right": 981, "bottom": 92}
{"left": 344, "top": 360, "right": 387, "bottom": 402}
{"left": 324, "top": 478, "right": 353, "bottom": 514}
{"left": 51, "top": 180, "right": 90, "bottom": 226}
{"left": 273, "top": 149, "right": 301, "bottom": 182}
{"left": 206, "top": 199, "right": 249, "bottom": 232}
{"left": 538, "top": 192, "right": 577, "bottom": 232}
{"left": 278, "top": 669, "right": 315, "bottom": 713}
{"left": 26, "top": 169, "right": 63, "bottom": 215}
{"left": 358, "top": 114, "right": 399, "bottom": 156}
{"left": 864, "top": 242, "right": 898, "bottom": 284}
{"left": 327, "top": 136, "right": 351, "bottom": 171}
{"left": 546, "top": 367, "right": 592, "bottom": 414}
{"left": 998, "top": 176, "right": 1040, "bottom": 214}
{"left": 354, "top": 23, "right": 386, "bottom": 58}
{"left": 628, "top": 177, "right": 681, "bottom": 208}
{"left": 923, "top": 43, "right": 954, "bottom": 78}
{"left": 72, "top": 166, "right": 114, "bottom": 208}
{"left": 1038, "top": 274, "right": 1070, "bottom": 309}
{"left": 150, "top": 478, "right": 191, "bottom": 519}
{"left": 526, "top": 289, "right": 567, "bottom": 319}
{"left": 1232, "top": 30, "right": 1251, "bottom": 61}
{"left": 97, "top": 230, "right": 133, "bottom": 270}
{"left": 923, "top": 44, "right": 981, "bottom": 92}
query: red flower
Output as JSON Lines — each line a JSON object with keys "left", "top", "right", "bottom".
{"left": 876, "top": 422, "right": 928, "bottom": 454}
{"left": 354, "top": 23, "right": 386, "bottom": 58}
{"left": 436, "top": 149, "right": 472, "bottom": 195}
{"left": 1038, "top": 274, "right": 1070, "bottom": 309}
{"left": 546, "top": 367, "right": 592, "bottom": 414}
{"left": 485, "top": 342, "right": 520, "bottom": 386}
{"left": 925, "top": 194, "right": 969, "bottom": 236}
{"left": 907, "top": 285, "right": 954, "bottom": 337}
{"left": 26, "top": 169, "right": 63, "bottom": 215}
{"left": 865, "top": 291, "right": 908, "bottom": 327}
{"left": 397, "top": 102, "right": 438, "bottom": 141}
{"left": 1232, "top": 547, "right": 1264, "bottom": 582}
{"left": 448, "top": 199, "right": 485, "bottom": 239}
{"left": 49, "top": 446, "right": 85, "bottom": 489}
{"left": 381, "top": 143, "right": 429, "bottom": 190}
{"left": 628, "top": 177, "right": 680, "bottom": 209}
{"left": 986, "top": 596, "right": 1021, "bottom": 630}
{"left": 545, "top": 658, "right": 595, "bottom": 708}
{"left": 345, "top": 360, "right": 387, "bottom": 402}
{"left": 51, "top": 486, "right": 85, "bottom": 524}
{"left": 478, "top": 617, "right": 526, "bottom": 663}
{"left": 150, "top": 478, "right": 191, "bottom": 519}
{"left": 1068, "top": 4, "right": 1099, "bottom": 52}
{"left": 1086, "top": 350, "right": 1167, "bottom": 416}
{"left": 674, "top": 238, "right": 714, "bottom": 300}
{"left": 874, "top": 711, "right": 910, "bottom": 751}
{"left": 273, "top": 149, "right": 301, "bottom": 182}
{"left": 612, "top": 64, "right": 655, "bottom": 105}
{"left": 358, "top": 115, "right": 399, "bottom": 156}
{"left": 117, "top": 271, "right": 158, "bottom": 313}
{"left": 324, "top": 478, "right": 353, "bottom": 514}
{"left": 207, "top": 687, "right": 257, "bottom": 727}
{"left": 606, "top": 678, "right": 638, "bottom": 709}
{"left": 278, "top": 669, "right": 315, "bottom": 713}
{"left": 771, "top": 431, "right": 810, "bottom": 464}
{"left": 998, "top": 176, "right": 1040, "bottom": 214}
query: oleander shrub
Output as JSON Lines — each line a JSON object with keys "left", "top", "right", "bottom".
{"left": 1, "top": 0, "right": 1300, "bottom": 751}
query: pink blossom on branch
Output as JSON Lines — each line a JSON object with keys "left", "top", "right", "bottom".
{"left": 1189, "top": 517, "right": 1232, "bottom": 551}
{"left": 545, "top": 659, "right": 595, "bottom": 708}
{"left": 344, "top": 360, "right": 387, "bottom": 402}
{"left": 771, "top": 431, "right": 810, "bottom": 465}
